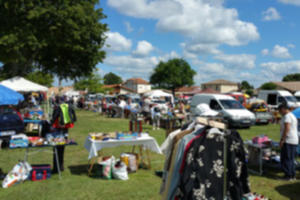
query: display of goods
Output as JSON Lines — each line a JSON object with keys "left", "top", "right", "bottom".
{"left": 28, "top": 137, "right": 44, "bottom": 146}
{"left": 252, "top": 135, "right": 271, "bottom": 145}
{"left": 117, "top": 132, "right": 139, "bottom": 140}
{"left": 2, "top": 162, "right": 32, "bottom": 188}
{"left": 29, "top": 164, "right": 51, "bottom": 181}
{"left": 120, "top": 153, "right": 139, "bottom": 172}
{"left": 9, "top": 134, "right": 29, "bottom": 148}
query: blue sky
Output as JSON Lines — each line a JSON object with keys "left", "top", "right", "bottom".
{"left": 95, "top": 0, "right": 300, "bottom": 87}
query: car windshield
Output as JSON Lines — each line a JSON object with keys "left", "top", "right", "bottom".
{"left": 285, "top": 96, "right": 297, "bottom": 102}
{"left": 296, "top": 96, "right": 300, "bottom": 102}
{"left": 153, "top": 100, "right": 166, "bottom": 104}
{"left": 219, "top": 100, "right": 244, "bottom": 110}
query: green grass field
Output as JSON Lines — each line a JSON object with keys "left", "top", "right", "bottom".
{"left": 0, "top": 110, "right": 299, "bottom": 200}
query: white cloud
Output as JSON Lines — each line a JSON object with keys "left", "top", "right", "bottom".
{"left": 108, "top": 0, "right": 259, "bottom": 48}
{"left": 262, "top": 7, "right": 281, "bottom": 21}
{"left": 124, "top": 21, "right": 134, "bottom": 33}
{"left": 288, "top": 44, "right": 296, "bottom": 48}
{"left": 132, "top": 40, "right": 154, "bottom": 57}
{"left": 214, "top": 54, "right": 256, "bottom": 69}
{"left": 261, "top": 45, "right": 292, "bottom": 58}
{"left": 104, "top": 51, "right": 179, "bottom": 79}
{"left": 278, "top": 0, "right": 300, "bottom": 6}
{"left": 261, "top": 49, "right": 269, "bottom": 56}
{"left": 104, "top": 32, "right": 132, "bottom": 52}
{"left": 271, "top": 45, "right": 291, "bottom": 58}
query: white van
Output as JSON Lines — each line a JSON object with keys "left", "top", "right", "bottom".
{"left": 258, "top": 90, "right": 299, "bottom": 108}
{"left": 191, "top": 94, "right": 255, "bottom": 128}
{"left": 294, "top": 91, "right": 300, "bottom": 104}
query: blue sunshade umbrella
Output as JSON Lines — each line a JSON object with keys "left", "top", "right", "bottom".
{"left": 292, "top": 107, "right": 300, "bottom": 119}
{"left": 0, "top": 84, "right": 24, "bottom": 105}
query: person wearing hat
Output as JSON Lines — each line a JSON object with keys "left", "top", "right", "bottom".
{"left": 278, "top": 104, "right": 298, "bottom": 181}
{"left": 195, "top": 104, "right": 219, "bottom": 117}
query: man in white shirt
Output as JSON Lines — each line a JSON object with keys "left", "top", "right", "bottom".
{"left": 279, "top": 104, "right": 298, "bottom": 180}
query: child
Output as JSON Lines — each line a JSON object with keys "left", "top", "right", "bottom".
{"left": 151, "top": 106, "right": 161, "bottom": 130}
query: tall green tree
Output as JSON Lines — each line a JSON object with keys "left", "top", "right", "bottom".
{"left": 103, "top": 72, "right": 123, "bottom": 85}
{"left": 240, "top": 81, "right": 254, "bottom": 90}
{"left": 0, "top": 0, "right": 108, "bottom": 80}
{"left": 26, "top": 71, "right": 53, "bottom": 87}
{"left": 74, "top": 71, "right": 105, "bottom": 94}
{"left": 150, "top": 58, "right": 196, "bottom": 95}
{"left": 260, "top": 82, "right": 277, "bottom": 90}
{"left": 282, "top": 73, "right": 300, "bottom": 82}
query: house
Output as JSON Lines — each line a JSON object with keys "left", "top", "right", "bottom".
{"left": 123, "top": 78, "right": 151, "bottom": 94}
{"left": 272, "top": 81, "right": 300, "bottom": 93}
{"left": 49, "top": 86, "right": 74, "bottom": 95}
{"left": 175, "top": 86, "right": 201, "bottom": 97}
{"left": 103, "top": 84, "right": 135, "bottom": 95}
{"left": 201, "top": 79, "right": 239, "bottom": 93}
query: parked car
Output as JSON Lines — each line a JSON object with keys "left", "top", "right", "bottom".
{"left": 191, "top": 94, "right": 256, "bottom": 128}
{"left": 226, "top": 92, "right": 247, "bottom": 107}
{"left": 247, "top": 99, "right": 273, "bottom": 125}
{"left": 0, "top": 107, "right": 24, "bottom": 146}
{"left": 258, "top": 90, "right": 299, "bottom": 109}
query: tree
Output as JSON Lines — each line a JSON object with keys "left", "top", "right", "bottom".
{"left": 0, "top": 0, "right": 108, "bottom": 80}
{"left": 74, "top": 71, "right": 105, "bottom": 94}
{"left": 103, "top": 72, "right": 123, "bottom": 85}
{"left": 150, "top": 58, "right": 196, "bottom": 95}
{"left": 26, "top": 71, "right": 54, "bottom": 87}
{"left": 260, "top": 82, "right": 277, "bottom": 90}
{"left": 282, "top": 73, "right": 300, "bottom": 82}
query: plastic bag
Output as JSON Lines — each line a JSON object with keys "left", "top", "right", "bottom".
{"left": 2, "top": 161, "right": 32, "bottom": 188}
{"left": 99, "top": 156, "right": 115, "bottom": 180}
{"left": 112, "top": 161, "right": 129, "bottom": 180}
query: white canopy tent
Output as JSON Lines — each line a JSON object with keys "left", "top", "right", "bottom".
{"left": 0, "top": 76, "right": 48, "bottom": 92}
{"left": 143, "top": 89, "right": 174, "bottom": 103}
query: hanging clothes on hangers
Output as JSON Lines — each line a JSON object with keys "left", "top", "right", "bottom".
{"left": 174, "top": 129, "right": 250, "bottom": 200}
{"left": 161, "top": 125, "right": 206, "bottom": 200}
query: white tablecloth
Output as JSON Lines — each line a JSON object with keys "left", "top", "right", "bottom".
{"left": 84, "top": 136, "right": 162, "bottom": 159}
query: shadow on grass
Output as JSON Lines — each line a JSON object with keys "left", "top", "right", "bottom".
{"left": 275, "top": 182, "right": 300, "bottom": 200}
{"left": 68, "top": 165, "right": 90, "bottom": 176}
{"left": 68, "top": 165, "right": 109, "bottom": 179}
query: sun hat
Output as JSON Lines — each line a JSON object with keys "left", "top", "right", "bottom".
{"left": 195, "top": 104, "right": 219, "bottom": 117}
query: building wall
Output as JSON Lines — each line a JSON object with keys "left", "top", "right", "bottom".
{"left": 123, "top": 81, "right": 137, "bottom": 92}
{"left": 220, "top": 85, "right": 238, "bottom": 93}
{"left": 202, "top": 84, "right": 238, "bottom": 93}
{"left": 137, "top": 84, "right": 151, "bottom": 93}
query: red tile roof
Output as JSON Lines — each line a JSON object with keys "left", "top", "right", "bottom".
{"left": 125, "top": 78, "right": 149, "bottom": 85}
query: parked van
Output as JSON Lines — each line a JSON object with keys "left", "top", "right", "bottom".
{"left": 258, "top": 90, "right": 299, "bottom": 108}
{"left": 294, "top": 91, "right": 300, "bottom": 104}
{"left": 191, "top": 94, "right": 255, "bottom": 128}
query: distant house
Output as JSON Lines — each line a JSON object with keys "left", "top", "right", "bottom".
{"left": 201, "top": 79, "right": 239, "bottom": 93}
{"left": 49, "top": 86, "right": 74, "bottom": 95}
{"left": 103, "top": 84, "right": 135, "bottom": 95}
{"left": 272, "top": 81, "right": 300, "bottom": 93}
{"left": 123, "top": 78, "right": 151, "bottom": 94}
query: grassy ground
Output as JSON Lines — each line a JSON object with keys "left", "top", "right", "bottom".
{"left": 0, "top": 110, "right": 299, "bottom": 200}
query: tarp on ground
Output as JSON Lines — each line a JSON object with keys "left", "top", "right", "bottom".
{"left": 0, "top": 85, "right": 24, "bottom": 105}
{"left": 292, "top": 107, "right": 300, "bottom": 119}
{"left": 0, "top": 76, "right": 48, "bottom": 92}
{"left": 143, "top": 89, "right": 174, "bottom": 102}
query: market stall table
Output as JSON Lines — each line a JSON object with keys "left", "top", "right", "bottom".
{"left": 84, "top": 135, "right": 162, "bottom": 176}
{"left": 10, "top": 142, "right": 77, "bottom": 179}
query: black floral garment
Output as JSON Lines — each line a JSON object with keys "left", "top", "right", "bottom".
{"left": 175, "top": 130, "right": 250, "bottom": 200}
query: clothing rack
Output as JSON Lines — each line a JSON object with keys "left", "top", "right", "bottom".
{"left": 196, "top": 117, "right": 229, "bottom": 200}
